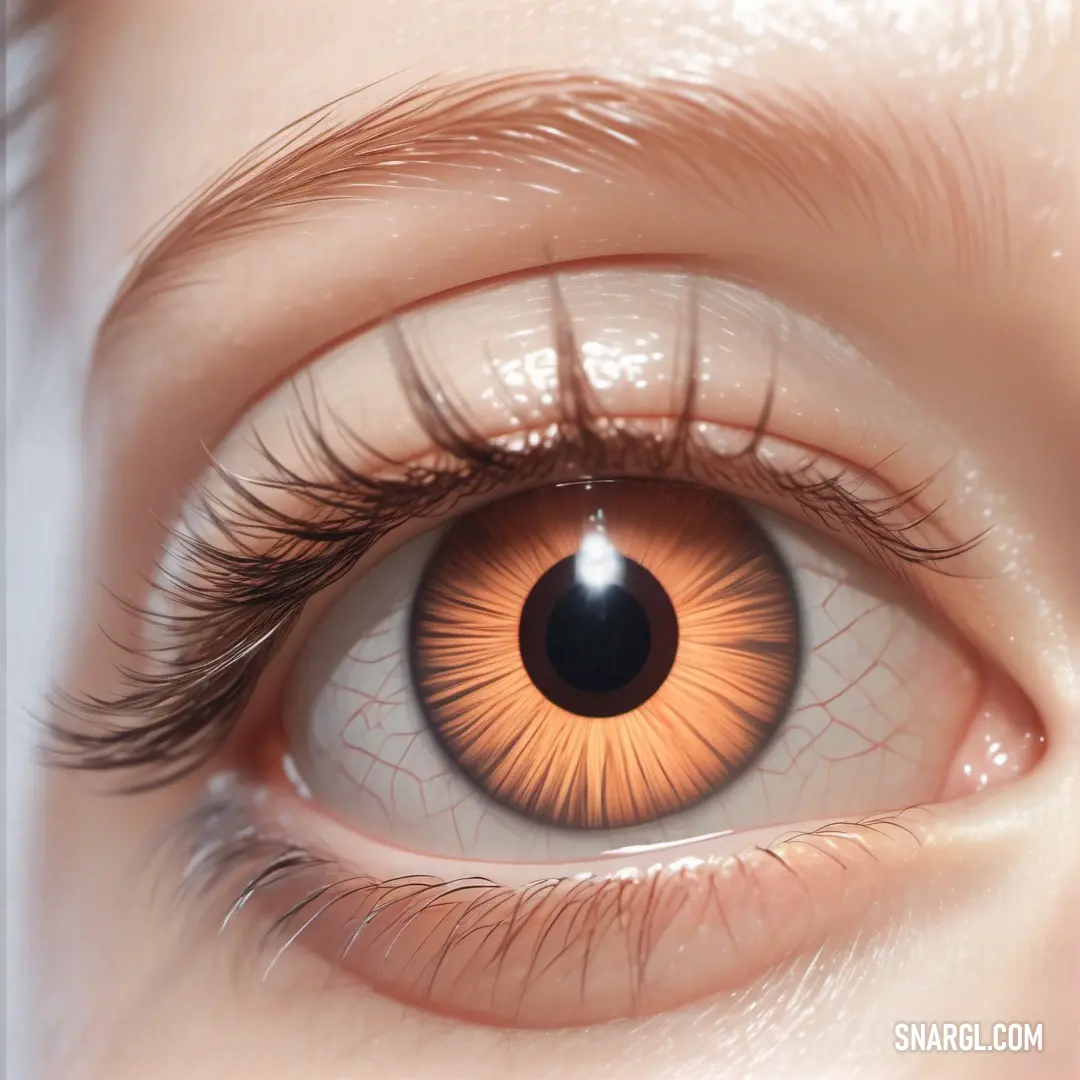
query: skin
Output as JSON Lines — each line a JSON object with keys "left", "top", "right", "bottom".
{"left": 14, "top": 0, "right": 1080, "bottom": 1077}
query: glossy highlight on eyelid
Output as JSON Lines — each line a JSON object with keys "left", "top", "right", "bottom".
{"left": 410, "top": 481, "right": 801, "bottom": 830}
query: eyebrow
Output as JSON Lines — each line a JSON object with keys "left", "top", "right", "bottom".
{"left": 110, "top": 70, "right": 1008, "bottom": 324}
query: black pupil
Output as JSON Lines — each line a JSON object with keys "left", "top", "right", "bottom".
{"left": 518, "top": 552, "right": 679, "bottom": 719}
{"left": 545, "top": 584, "right": 651, "bottom": 694}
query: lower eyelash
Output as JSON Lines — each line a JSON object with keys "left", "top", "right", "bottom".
{"left": 169, "top": 778, "right": 930, "bottom": 1027}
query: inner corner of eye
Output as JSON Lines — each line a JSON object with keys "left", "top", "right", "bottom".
{"left": 933, "top": 659, "right": 1045, "bottom": 804}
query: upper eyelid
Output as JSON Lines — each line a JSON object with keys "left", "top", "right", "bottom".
{"left": 99, "top": 70, "right": 1011, "bottom": 343}
{"left": 49, "top": 284, "right": 986, "bottom": 788}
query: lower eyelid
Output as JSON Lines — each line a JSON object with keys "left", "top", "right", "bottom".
{"left": 197, "top": 786, "right": 947, "bottom": 1028}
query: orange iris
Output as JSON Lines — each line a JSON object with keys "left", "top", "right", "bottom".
{"left": 410, "top": 480, "right": 801, "bottom": 829}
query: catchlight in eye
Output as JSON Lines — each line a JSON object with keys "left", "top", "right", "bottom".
{"left": 409, "top": 480, "right": 802, "bottom": 831}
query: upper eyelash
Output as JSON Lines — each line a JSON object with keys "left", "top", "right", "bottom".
{"left": 47, "top": 273, "right": 987, "bottom": 788}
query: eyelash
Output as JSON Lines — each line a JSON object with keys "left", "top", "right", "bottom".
{"left": 170, "top": 774, "right": 928, "bottom": 1024}
{"left": 48, "top": 276, "right": 985, "bottom": 789}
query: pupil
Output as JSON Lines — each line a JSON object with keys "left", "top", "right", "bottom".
{"left": 545, "top": 584, "right": 651, "bottom": 694}
{"left": 518, "top": 553, "right": 679, "bottom": 718}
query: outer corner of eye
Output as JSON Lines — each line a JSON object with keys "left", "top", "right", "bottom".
{"left": 256, "top": 476, "right": 1042, "bottom": 1028}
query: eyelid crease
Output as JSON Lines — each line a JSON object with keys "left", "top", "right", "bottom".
{"left": 104, "top": 69, "right": 1010, "bottom": 336}
{"left": 47, "top": 282, "right": 987, "bottom": 790}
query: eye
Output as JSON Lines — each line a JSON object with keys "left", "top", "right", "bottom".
{"left": 291, "top": 480, "right": 808, "bottom": 844}
{"left": 286, "top": 470, "right": 1002, "bottom": 868}
{"left": 57, "top": 266, "right": 1044, "bottom": 1030}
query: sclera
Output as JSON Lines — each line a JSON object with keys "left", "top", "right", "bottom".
{"left": 283, "top": 501, "right": 982, "bottom": 864}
